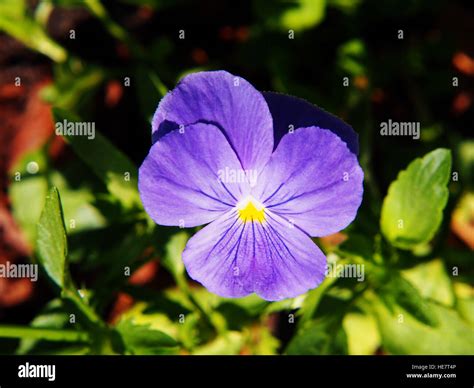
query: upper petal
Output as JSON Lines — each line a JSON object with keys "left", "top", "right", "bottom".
{"left": 182, "top": 209, "right": 326, "bottom": 301}
{"left": 263, "top": 91, "right": 359, "bottom": 155}
{"left": 139, "top": 122, "right": 250, "bottom": 228}
{"left": 253, "top": 126, "right": 364, "bottom": 237}
{"left": 152, "top": 70, "right": 274, "bottom": 172}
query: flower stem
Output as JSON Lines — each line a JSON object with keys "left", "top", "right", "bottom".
{"left": 0, "top": 325, "right": 89, "bottom": 342}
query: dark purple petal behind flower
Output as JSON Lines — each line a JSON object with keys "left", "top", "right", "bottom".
{"left": 263, "top": 91, "right": 359, "bottom": 155}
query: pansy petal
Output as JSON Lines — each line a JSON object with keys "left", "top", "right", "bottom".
{"left": 254, "top": 126, "right": 364, "bottom": 237}
{"left": 139, "top": 122, "right": 250, "bottom": 227}
{"left": 182, "top": 210, "right": 326, "bottom": 301}
{"left": 263, "top": 91, "right": 359, "bottom": 155}
{"left": 152, "top": 70, "right": 274, "bottom": 172}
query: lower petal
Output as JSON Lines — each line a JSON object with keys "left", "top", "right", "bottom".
{"left": 182, "top": 210, "right": 326, "bottom": 301}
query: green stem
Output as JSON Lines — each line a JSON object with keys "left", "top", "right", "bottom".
{"left": 0, "top": 325, "right": 89, "bottom": 342}
{"left": 84, "top": 0, "right": 144, "bottom": 59}
{"left": 298, "top": 275, "right": 339, "bottom": 327}
{"left": 175, "top": 272, "right": 224, "bottom": 335}
{"left": 61, "top": 288, "right": 105, "bottom": 329}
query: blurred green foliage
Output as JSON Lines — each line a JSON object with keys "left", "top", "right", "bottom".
{"left": 0, "top": 0, "right": 472, "bottom": 355}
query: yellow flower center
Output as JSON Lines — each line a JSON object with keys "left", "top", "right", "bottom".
{"left": 237, "top": 196, "right": 265, "bottom": 223}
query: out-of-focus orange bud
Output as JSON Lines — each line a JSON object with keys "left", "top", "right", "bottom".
{"left": 452, "top": 92, "right": 472, "bottom": 115}
{"left": 105, "top": 80, "right": 123, "bottom": 108}
{"left": 453, "top": 52, "right": 474, "bottom": 76}
{"left": 191, "top": 48, "right": 209, "bottom": 65}
{"left": 354, "top": 75, "right": 369, "bottom": 90}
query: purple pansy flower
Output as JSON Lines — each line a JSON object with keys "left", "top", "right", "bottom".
{"left": 139, "top": 71, "right": 363, "bottom": 301}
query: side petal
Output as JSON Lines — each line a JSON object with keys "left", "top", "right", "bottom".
{"left": 263, "top": 91, "right": 359, "bottom": 155}
{"left": 152, "top": 70, "right": 274, "bottom": 172}
{"left": 139, "top": 122, "right": 250, "bottom": 227}
{"left": 254, "top": 126, "right": 364, "bottom": 237}
{"left": 182, "top": 210, "right": 326, "bottom": 301}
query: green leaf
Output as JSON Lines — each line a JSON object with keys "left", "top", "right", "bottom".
{"left": 454, "top": 283, "right": 474, "bottom": 325}
{"left": 402, "top": 259, "right": 455, "bottom": 307}
{"left": 298, "top": 270, "right": 339, "bottom": 326}
{"left": 246, "top": 326, "right": 280, "bottom": 355}
{"left": 135, "top": 66, "right": 168, "bottom": 122}
{"left": 36, "top": 187, "right": 69, "bottom": 289}
{"left": 254, "top": 0, "right": 326, "bottom": 32}
{"left": 381, "top": 148, "right": 452, "bottom": 249}
{"left": 367, "top": 293, "right": 474, "bottom": 355}
{"left": 219, "top": 294, "right": 269, "bottom": 318}
{"left": 41, "top": 60, "right": 104, "bottom": 112}
{"left": 328, "top": 0, "right": 362, "bottom": 14}
{"left": 9, "top": 150, "right": 49, "bottom": 244}
{"left": 161, "top": 232, "right": 188, "bottom": 279}
{"left": 116, "top": 299, "right": 187, "bottom": 346}
{"left": 116, "top": 318, "right": 179, "bottom": 355}
{"left": 193, "top": 332, "right": 244, "bottom": 355}
{"left": 337, "top": 39, "right": 367, "bottom": 76}
{"left": 457, "top": 298, "right": 474, "bottom": 325}
{"left": 343, "top": 312, "right": 380, "bottom": 355}
{"left": 52, "top": 108, "right": 141, "bottom": 209}
{"left": 279, "top": 0, "right": 326, "bottom": 30}
{"left": 0, "top": 0, "right": 67, "bottom": 62}
{"left": 378, "top": 272, "right": 438, "bottom": 326}
{"left": 17, "top": 299, "right": 90, "bottom": 355}
{"left": 286, "top": 317, "right": 348, "bottom": 355}
{"left": 9, "top": 148, "right": 106, "bottom": 246}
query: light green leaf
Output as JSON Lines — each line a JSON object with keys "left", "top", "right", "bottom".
{"left": 343, "top": 312, "right": 380, "bottom": 355}
{"left": 454, "top": 283, "right": 474, "bottom": 325}
{"left": 377, "top": 273, "right": 438, "bottom": 326}
{"left": 286, "top": 317, "right": 348, "bottom": 355}
{"left": 9, "top": 149, "right": 106, "bottom": 246}
{"left": 328, "top": 0, "right": 362, "bottom": 13}
{"left": 402, "top": 259, "right": 455, "bottom": 306}
{"left": 337, "top": 39, "right": 367, "bottom": 76}
{"left": 381, "top": 148, "right": 452, "bottom": 249}
{"left": 0, "top": 0, "right": 67, "bottom": 62}
{"left": 116, "top": 318, "right": 179, "bottom": 355}
{"left": 254, "top": 0, "right": 326, "bottom": 32}
{"left": 246, "top": 326, "right": 280, "bottom": 355}
{"left": 161, "top": 232, "right": 187, "bottom": 279}
{"left": 36, "top": 187, "right": 69, "bottom": 289}
{"left": 9, "top": 167, "right": 49, "bottom": 244}
{"left": 17, "top": 299, "right": 90, "bottom": 355}
{"left": 118, "top": 301, "right": 181, "bottom": 340}
{"left": 457, "top": 298, "right": 474, "bottom": 325}
{"left": 367, "top": 293, "right": 474, "bottom": 355}
{"left": 193, "top": 332, "right": 244, "bottom": 355}
{"left": 280, "top": 0, "right": 326, "bottom": 30}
